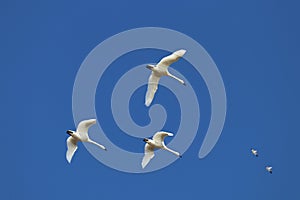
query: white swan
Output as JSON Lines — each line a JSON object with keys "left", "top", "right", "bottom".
{"left": 266, "top": 166, "right": 273, "bottom": 174}
{"left": 145, "top": 49, "right": 186, "bottom": 107}
{"left": 66, "top": 119, "right": 106, "bottom": 163}
{"left": 251, "top": 148, "right": 258, "bottom": 157}
{"left": 141, "top": 131, "right": 182, "bottom": 169}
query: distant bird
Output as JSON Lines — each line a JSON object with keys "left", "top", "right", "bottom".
{"left": 142, "top": 131, "right": 182, "bottom": 169}
{"left": 266, "top": 166, "right": 273, "bottom": 174}
{"left": 66, "top": 119, "right": 106, "bottom": 163}
{"left": 251, "top": 148, "right": 258, "bottom": 157}
{"left": 145, "top": 49, "right": 186, "bottom": 107}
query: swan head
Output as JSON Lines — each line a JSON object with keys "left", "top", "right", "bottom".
{"left": 66, "top": 130, "right": 75, "bottom": 136}
{"left": 143, "top": 138, "right": 149, "bottom": 143}
{"left": 146, "top": 64, "right": 155, "bottom": 70}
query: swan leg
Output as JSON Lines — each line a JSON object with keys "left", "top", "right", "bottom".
{"left": 163, "top": 146, "right": 182, "bottom": 157}
{"left": 87, "top": 139, "right": 107, "bottom": 151}
{"left": 167, "top": 72, "right": 186, "bottom": 85}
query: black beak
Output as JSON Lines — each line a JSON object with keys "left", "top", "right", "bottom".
{"left": 146, "top": 65, "right": 155, "bottom": 70}
{"left": 66, "top": 130, "right": 73, "bottom": 135}
{"left": 143, "top": 138, "right": 148, "bottom": 142}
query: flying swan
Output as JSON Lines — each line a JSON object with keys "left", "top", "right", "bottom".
{"left": 145, "top": 49, "right": 186, "bottom": 107}
{"left": 142, "top": 131, "right": 182, "bottom": 169}
{"left": 66, "top": 119, "right": 106, "bottom": 163}
{"left": 266, "top": 166, "right": 273, "bottom": 174}
{"left": 251, "top": 148, "right": 258, "bottom": 157}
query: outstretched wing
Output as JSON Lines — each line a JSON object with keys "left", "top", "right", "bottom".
{"left": 142, "top": 143, "right": 155, "bottom": 169}
{"left": 66, "top": 136, "right": 78, "bottom": 163}
{"left": 76, "top": 119, "right": 96, "bottom": 140}
{"left": 152, "top": 131, "right": 174, "bottom": 144}
{"left": 145, "top": 72, "right": 160, "bottom": 107}
{"left": 156, "top": 49, "right": 186, "bottom": 69}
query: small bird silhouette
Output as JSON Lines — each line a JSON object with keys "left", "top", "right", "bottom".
{"left": 251, "top": 148, "right": 258, "bottom": 157}
{"left": 266, "top": 166, "right": 273, "bottom": 174}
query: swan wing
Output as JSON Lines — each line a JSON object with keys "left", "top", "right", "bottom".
{"left": 145, "top": 72, "right": 160, "bottom": 107}
{"left": 142, "top": 144, "right": 155, "bottom": 168}
{"left": 156, "top": 49, "right": 186, "bottom": 69}
{"left": 152, "top": 131, "right": 173, "bottom": 144}
{"left": 66, "top": 136, "right": 78, "bottom": 163}
{"left": 76, "top": 119, "right": 96, "bottom": 140}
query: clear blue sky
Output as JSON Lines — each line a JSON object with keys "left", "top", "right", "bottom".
{"left": 1, "top": 0, "right": 299, "bottom": 199}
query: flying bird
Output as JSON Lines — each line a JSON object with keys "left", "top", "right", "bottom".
{"left": 266, "top": 166, "right": 273, "bottom": 174}
{"left": 66, "top": 119, "right": 106, "bottom": 163}
{"left": 251, "top": 148, "right": 258, "bottom": 157}
{"left": 145, "top": 49, "right": 186, "bottom": 107}
{"left": 141, "top": 131, "right": 182, "bottom": 169}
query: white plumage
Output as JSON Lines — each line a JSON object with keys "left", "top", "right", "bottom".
{"left": 145, "top": 49, "right": 186, "bottom": 107}
{"left": 251, "top": 148, "right": 258, "bottom": 157}
{"left": 266, "top": 166, "right": 273, "bottom": 174}
{"left": 66, "top": 119, "right": 106, "bottom": 163}
{"left": 142, "top": 131, "right": 181, "bottom": 169}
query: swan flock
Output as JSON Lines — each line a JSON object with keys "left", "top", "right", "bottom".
{"left": 66, "top": 50, "right": 186, "bottom": 168}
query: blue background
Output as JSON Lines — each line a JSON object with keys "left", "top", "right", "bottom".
{"left": 1, "top": 0, "right": 299, "bottom": 199}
